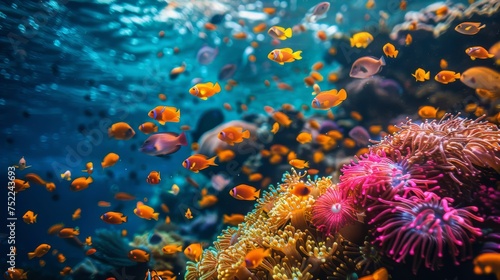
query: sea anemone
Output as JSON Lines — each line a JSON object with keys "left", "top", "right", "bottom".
{"left": 338, "top": 151, "right": 439, "bottom": 207}
{"left": 368, "top": 191, "right": 484, "bottom": 273}
{"left": 311, "top": 185, "right": 357, "bottom": 234}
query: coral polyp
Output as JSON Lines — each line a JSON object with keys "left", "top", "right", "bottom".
{"left": 311, "top": 185, "right": 357, "bottom": 234}
{"left": 368, "top": 191, "right": 484, "bottom": 273}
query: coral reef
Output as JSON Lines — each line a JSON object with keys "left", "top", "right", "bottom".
{"left": 186, "top": 115, "right": 500, "bottom": 279}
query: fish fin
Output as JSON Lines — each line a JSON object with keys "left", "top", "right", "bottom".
{"left": 284, "top": 28, "right": 292, "bottom": 38}
{"left": 479, "top": 24, "right": 486, "bottom": 29}
{"left": 122, "top": 216, "right": 127, "bottom": 222}
{"left": 337, "top": 89, "right": 348, "bottom": 101}
{"left": 379, "top": 56, "right": 386, "bottom": 66}
{"left": 254, "top": 189, "right": 261, "bottom": 199}
{"left": 282, "top": 48, "right": 293, "bottom": 53}
{"left": 87, "top": 177, "right": 93, "bottom": 184}
{"left": 304, "top": 161, "right": 309, "bottom": 168}
{"left": 208, "top": 156, "right": 218, "bottom": 166}
{"left": 488, "top": 54, "right": 494, "bottom": 58}
{"left": 201, "top": 97, "right": 208, "bottom": 100}
{"left": 425, "top": 71, "right": 430, "bottom": 80}
{"left": 393, "top": 50, "right": 399, "bottom": 58}
{"left": 454, "top": 73, "right": 461, "bottom": 79}
{"left": 107, "top": 128, "right": 113, "bottom": 138}
{"left": 158, "top": 121, "right": 166, "bottom": 125}
{"left": 465, "top": 26, "right": 472, "bottom": 31}
{"left": 213, "top": 82, "right": 221, "bottom": 92}
{"left": 471, "top": 57, "right": 476, "bottom": 60}
{"left": 177, "top": 132, "right": 188, "bottom": 146}
{"left": 242, "top": 130, "right": 251, "bottom": 139}
{"left": 152, "top": 213, "right": 159, "bottom": 221}
{"left": 34, "top": 214, "right": 37, "bottom": 222}
{"left": 292, "top": 51, "right": 302, "bottom": 60}
{"left": 279, "top": 62, "right": 284, "bottom": 65}
{"left": 28, "top": 252, "right": 36, "bottom": 259}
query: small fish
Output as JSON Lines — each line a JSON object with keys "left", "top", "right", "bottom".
{"left": 134, "top": 201, "right": 159, "bottom": 221}
{"left": 182, "top": 154, "right": 218, "bottom": 173}
{"left": 60, "top": 170, "right": 71, "bottom": 181}
{"left": 455, "top": 22, "right": 485, "bottom": 35}
{"left": 57, "top": 253, "right": 66, "bottom": 263}
{"left": 350, "top": 56, "right": 385, "bottom": 78}
{"left": 169, "top": 184, "right": 180, "bottom": 195}
{"left": 350, "top": 32, "right": 374, "bottom": 48}
{"left": 169, "top": 62, "right": 186, "bottom": 80}
{"left": 199, "top": 194, "right": 218, "bottom": 208}
{"left": 185, "top": 208, "right": 193, "bottom": 219}
{"left": 268, "top": 48, "right": 303, "bottom": 65}
{"left": 412, "top": 68, "right": 430, "bottom": 82}
{"left": 128, "top": 249, "right": 150, "bottom": 262}
{"left": 473, "top": 253, "right": 500, "bottom": 279}
{"left": 13, "top": 156, "right": 31, "bottom": 170}
{"left": 72, "top": 208, "right": 81, "bottom": 220}
{"left": 405, "top": 34, "right": 412, "bottom": 45}
{"left": 28, "top": 244, "right": 51, "bottom": 259}
{"left": 359, "top": 267, "right": 389, "bottom": 280}
{"left": 101, "top": 211, "right": 127, "bottom": 224}
{"left": 271, "top": 122, "right": 280, "bottom": 134}
{"left": 311, "top": 89, "right": 347, "bottom": 110}
{"left": 4, "top": 268, "right": 27, "bottom": 280}
{"left": 108, "top": 122, "right": 135, "bottom": 140}
{"left": 85, "top": 236, "right": 92, "bottom": 246}
{"left": 70, "top": 177, "right": 93, "bottom": 192}
{"left": 418, "top": 106, "right": 439, "bottom": 119}
{"left": 305, "top": 2, "right": 330, "bottom": 22}
{"left": 58, "top": 227, "right": 79, "bottom": 238}
{"left": 440, "top": 59, "right": 448, "bottom": 69}
{"left": 382, "top": 43, "right": 398, "bottom": 58}
{"left": 139, "top": 132, "right": 188, "bottom": 156}
{"left": 272, "top": 112, "right": 292, "bottom": 127}
{"left": 138, "top": 122, "right": 158, "bottom": 134}
{"left": 465, "top": 46, "right": 494, "bottom": 60}
{"left": 217, "top": 149, "right": 236, "bottom": 162}
{"left": 22, "top": 210, "right": 37, "bottom": 224}
{"left": 291, "top": 182, "right": 312, "bottom": 197}
{"left": 148, "top": 106, "right": 181, "bottom": 124}
{"left": 101, "top": 152, "right": 119, "bottom": 168}
{"left": 223, "top": 214, "right": 245, "bottom": 225}
{"left": 184, "top": 243, "right": 203, "bottom": 262}
{"left": 218, "top": 126, "right": 251, "bottom": 145}
{"left": 460, "top": 67, "right": 500, "bottom": 92}
{"left": 230, "top": 184, "right": 260, "bottom": 200}
{"left": 435, "top": 70, "right": 460, "bottom": 84}
{"left": 289, "top": 159, "right": 309, "bottom": 169}
{"left": 114, "top": 192, "right": 136, "bottom": 201}
{"left": 162, "top": 244, "right": 182, "bottom": 254}
{"left": 82, "top": 162, "right": 93, "bottom": 174}
{"left": 197, "top": 46, "right": 218, "bottom": 65}
{"left": 60, "top": 267, "right": 72, "bottom": 276}
{"left": 244, "top": 248, "right": 271, "bottom": 268}
{"left": 267, "top": 26, "right": 293, "bottom": 40}
{"left": 146, "top": 171, "right": 161, "bottom": 185}
{"left": 86, "top": 248, "right": 96, "bottom": 255}
{"left": 366, "top": 0, "right": 375, "bottom": 9}
{"left": 189, "top": 82, "right": 221, "bottom": 100}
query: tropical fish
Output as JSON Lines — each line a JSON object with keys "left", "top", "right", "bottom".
{"left": 22, "top": 210, "right": 37, "bottom": 224}
{"left": 412, "top": 68, "right": 430, "bottom": 82}
{"left": 244, "top": 248, "right": 271, "bottom": 268}
{"left": 162, "top": 244, "right": 183, "bottom": 254}
{"left": 128, "top": 249, "right": 150, "bottom": 262}
{"left": 418, "top": 106, "right": 439, "bottom": 119}
{"left": 465, "top": 46, "right": 494, "bottom": 60}
{"left": 72, "top": 208, "right": 81, "bottom": 220}
{"left": 182, "top": 154, "right": 218, "bottom": 173}
{"left": 305, "top": 2, "right": 330, "bottom": 22}
{"left": 148, "top": 106, "right": 181, "bottom": 124}
{"left": 101, "top": 211, "right": 127, "bottom": 224}
{"left": 82, "top": 162, "right": 93, "bottom": 174}
{"left": 435, "top": 70, "right": 460, "bottom": 84}
{"left": 229, "top": 184, "right": 260, "bottom": 200}
{"left": 189, "top": 82, "right": 221, "bottom": 100}
{"left": 311, "top": 89, "right": 347, "bottom": 110}
{"left": 382, "top": 43, "right": 398, "bottom": 58}
{"left": 218, "top": 126, "right": 251, "bottom": 145}
{"left": 28, "top": 244, "right": 51, "bottom": 259}
{"left": 146, "top": 171, "right": 161, "bottom": 184}
{"left": 267, "top": 48, "right": 303, "bottom": 65}
{"left": 134, "top": 201, "right": 159, "bottom": 220}
{"left": 267, "top": 26, "right": 292, "bottom": 40}
{"left": 289, "top": 159, "right": 309, "bottom": 169}
{"left": 455, "top": 22, "right": 485, "bottom": 35}
{"left": 60, "top": 170, "right": 71, "bottom": 181}
{"left": 460, "top": 67, "right": 500, "bottom": 92}
{"left": 58, "top": 227, "right": 79, "bottom": 238}
{"left": 70, "top": 177, "right": 93, "bottom": 192}
{"left": 350, "top": 32, "right": 374, "bottom": 48}
{"left": 349, "top": 56, "right": 385, "bottom": 78}
{"left": 196, "top": 46, "right": 218, "bottom": 65}
{"left": 223, "top": 214, "right": 245, "bottom": 225}
{"left": 139, "top": 132, "right": 187, "bottom": 156}
{"left": 13, "top": 156, "right": 31, "bottom": 170}
{"left": 101, "top": 153, "right": 119, "bottom": 168}
{"left": 138, "top": 122, "right": 158, "bottom": 134}
{"left": 108, "top": 122, "right": 135, "bottom": 140}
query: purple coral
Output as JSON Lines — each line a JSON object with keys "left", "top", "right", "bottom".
{"left": 368, "top": 191, "right": 484, "bottom": 274}
{"left": 311, "top": 186, "right": 357, "bottom": 234}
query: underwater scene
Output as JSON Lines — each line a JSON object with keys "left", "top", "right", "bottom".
{"left": 2, "top": 0, "right": 500, "bottom": 279}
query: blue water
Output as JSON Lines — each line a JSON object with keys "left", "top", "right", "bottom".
{"left": 1, "top": 0, "right": 499, "bottom": 279}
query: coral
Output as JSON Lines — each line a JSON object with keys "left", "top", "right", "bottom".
{"left": 311, "top": 186, "right": 357, "bottom": 234}
{"left": 368, "top": 191, "right": 484, "bottom": 274}
{"left": 91, "top": 229, "right": 135, "bottom": 267}
{"left": 129, "top": 229, "right": 183, "bottom": 271}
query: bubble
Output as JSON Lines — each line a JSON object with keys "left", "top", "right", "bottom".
{"left": 50, "top": 83, "right": 58, "bottom": 90}
{"left": 40, "top": 134, "right": 48, "bottom": 143}
{"left": 53, "top": 39, "right": 61, "bottom": 47}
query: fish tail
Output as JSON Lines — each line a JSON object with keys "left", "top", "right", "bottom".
{"left": 107, "top": 128, "right": 113, "bottom": 138}
{"left": 213, "top": 82, "right": 221, "bottom": 92}
{"left": 208, "top": 156, "right": 218, "bottom": 166}
{"left": 479, "top": 24, "right": 486, "bottom": 29}
{"left": 177, "top": 132, "right": 188, "bottom": 146}
{"left": 304, "top": 161, "right": 309, "bottom": 168}
{"left": 350, "top": 38, "right": 355, "bottom": 47}
{"left": 223, "top": 214, "right": 229, "bottom": 224}
{"left": 379, "top": 56, "right": 386, "bottom": 66}
{"left": 34, "top": 214, "right": 37, "bottom": 222}
{"left": 425, "top": 71, "right": 430, "bottom": 80}
{"left": 292, "top": 51, "right": 302, "bottom": 60}
{"left": 338, "top": 89, "right": 348, "bottom": 101}
{"left": 254, "top": 189, "right": 261, "bottom": 199}
{"left": 394, "top": 50, "right": 399, "bottom": 58}
{"left": 87, "top": 177, "right": 93, "bottom": 184}
{"left": 454, "top": 73, "right": 461, "bottom": 79}
{"left": 60, "top": 174, "right": 65, "bottom": 178}
{"left": 242, "top": 130, "right": 251, "bottom": 139}
{"left": 28, "top": 252, "right": 36, "bottom": 259}
{"left": 488, "top": 54, "right": 494, "bottom": 58}
{"left": 284, "top": 28, "right": 292, "bottom": 38}
{"left": 122, "top": 216, "right": 128, "bottom": 223}
{"left": 152, "top": 213, "right": 159, "bottom": 221}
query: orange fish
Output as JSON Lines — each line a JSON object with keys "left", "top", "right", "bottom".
{"left": 182, "top": 154, "right": 218, "bottom": 173}
{"left": 217, "top": 149, "right": 236, "bottom": 162}
{"left": 229, "top": 184, "right": 260, "bottom": 200}
{"left": 271, "top": 122, "right": 280, "bottom": 134}
{"left": 223, "top": 214, "right": 245, "bottom": 225}
{"left": 272, "top": 112, "right": 292, "bottom": 127}
{"left": 184, "top": 243, "right": 203, "bottom": 262}
{"left": 162, "top": 244, "right": 183, "bottom": 254}
{"left": 218, "top": 126, "right": 251, "bottom": 145}
{"left": 412, "top": 68, "right": 430, "bottom": 82}
{"left": 47, "top": 223, "right": 65, "bottom": 235}
{"left": 268, "top": 48, "right": 302, "bottom": 65}
{"left": 70, "top": 177, "right": 93, "bottom": 191}
{"left": 291, "top": 182, "right": 312, "bottom": 196}
{"left": 244, "top": 248, "right": 270, "bottom": 268}
{"left": 108, "top": 122, "right": 135, "bottom": 140}
{"left": 359, "top": 267, "right": 389, "bottom": 280}
{"left": 148, "top": 106, "right": 181, "bottom": 124}
{"left": 13, "top": 178, "right": 30, "bottom": 192}
{"left": 311, "top": 89, "right": 347, "bottom": 110}
{"left": 22, "top": 210, "right": 37, "bottom": 224}
{"left": 128, "top": 249, "right": 150, "bottom": 262}
{"left": 72, "top": 208, "right": 81, "bottom": 220}
{"left": 198, "top": 195, "right": 218, "bottom": 208}
{"left": 86, "top": 248, "right": 96, "bottom": 255}
{"left": 289, "top": 159, "right": 309, "bottom": 169}
{"left": 85, "top": 236, "right": 92, "bottom": 246}
{"left": 440, "top": 59, "right": 448, "bottom": 69}
{"left": 296, "top": 132, "right": 312, "bottom": 144}
{"left": 57, "top": 253, "right": 66, "bottom": 263}
{"left": 204, "top": 22, "right": 217, "bottom": 31}
{"left": 418, "top": 106, "right": 439, "bottom": 119}
{"left": 189, "top": 82, "right": 221, "bottom": 100}
{"left": 465, "top": 46, "right": 494, "bottom": 60}
{"left": 82, "top": 162, "right": 93, "bottom": 174}
{"left": 435, "top": 70, "right": 460, "bottom": 84}
{"left": 138, "top": 122, "right": 158, "bottom": 134}
{"left": 233, "top": 32, "right": 248, "bottom": 39}
{"left": 101, "top": 211, "right": 127, "bottom": 224}
{"left": 101, "top": 152, "right": 119, "bottom": 168}
{"left": 185, "top": 208, "right": 193, "bottom": 219}
{"left": 114, "top": 192, "right": 135, "bottom": 201}
{"left": 382, "top": 43, "right": 398, "bottom": 58}
{"left": 4, "top": 268, "right": 27, "bottom": 280}
{"left": 28, "top": 243, "right": 50, "bottom": 260}
{"left": 97, "top": 201, "right": 111, "bottom": 207}
{"left": 248, "top": 173, "right": 263, "bottom": 182}
{"left": 455, "top": 22, "right": 485, "bottom": 35}
{"left": 60, "top": 267, "right": 72, "bottom": 276}
{"left": 146, "top": 171, "right": 161, "bottom": 184}
{"left": 134, "top": 201, "right": 159, "bottom": 220}
{"left": 58, "top": 227, "right": 79, "bottom": 238}
{"left": 405, "top": 34, "right": 412, "bottom": 45}
{"left": 253, "top": 23, "right": 267, "bottom": 33}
